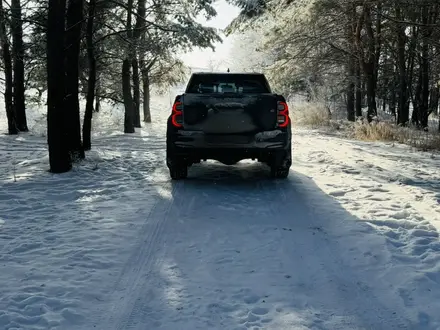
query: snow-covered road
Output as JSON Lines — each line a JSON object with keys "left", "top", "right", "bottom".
{"left": 1, "top": 98, "right": 439, "bottom": 329}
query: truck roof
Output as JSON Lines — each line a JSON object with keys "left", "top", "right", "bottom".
{"left": 185, "top": 72, "right": 271, "bottom": 93}
{"left": 190, "top": 72, "right": 265, "bottom": 76}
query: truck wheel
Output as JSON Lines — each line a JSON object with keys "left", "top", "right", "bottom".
{"left": 270, "top": 167, "right": 289, "bottom": 179}
{"left": 166, "top": 142, "right": 188, "bottom": 180}
{"left": 169, "top": 164, "right": 188, "bottom": 180}
{"left": 270, "top": 148, "right": 291, "bottom": 179}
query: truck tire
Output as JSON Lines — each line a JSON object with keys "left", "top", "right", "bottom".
{"left": 270, "top": 167, "right": 289, "bottom": 179}
{"left": 166, "top": 137, "right": 188, "bottom": 180}
{"left": 169, "top": 164, "right": 188, "bottom": 180}
{"left": 270, "top": 148, "right": 291, "bottom": 179}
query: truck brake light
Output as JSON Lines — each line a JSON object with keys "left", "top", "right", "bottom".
{"left": 277, "top": 101, "right": 289, "bottom": 128}
{"left": 171, "top": 101, "right": 183, "bottom": 128}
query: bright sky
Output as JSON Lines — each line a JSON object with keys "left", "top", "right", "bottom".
{"left": 179, "top": 1, "right": 241, "bottom": 72}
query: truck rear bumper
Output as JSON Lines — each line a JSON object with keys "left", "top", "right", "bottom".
{"left": 167, "top": 129, "right": 292, "bottom": 167}
{"left": 172, "top": 130, "right": 289, "bottom": 151}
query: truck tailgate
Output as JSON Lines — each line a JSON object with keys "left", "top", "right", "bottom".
{"left": 182, "top": 93, "right": 278, "bottom": 134}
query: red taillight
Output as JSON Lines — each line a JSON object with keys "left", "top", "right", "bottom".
{"left": 171, "top": 101, "right": 183, "bottom": 128}
{"left": 277, "top": 101, "right": 289, "bottom": 128}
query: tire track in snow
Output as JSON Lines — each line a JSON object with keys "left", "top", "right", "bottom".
{"left": 99, "top": 181, "right": 184, "bottom": 330}
{"left": 113, "top": 183, "right": 188, "bottom": 330}
{"left": 100, "top": 162, "right": 411, "bottom": 329}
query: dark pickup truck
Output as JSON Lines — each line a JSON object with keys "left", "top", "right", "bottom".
{"left": 166, "top": 72, "right": 292, "bottom": 180}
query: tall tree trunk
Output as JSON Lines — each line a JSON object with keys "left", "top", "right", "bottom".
{"left": 364, "top": 63, "right": 377, "bottom": 122}
{"left": 83, "top": 0, "right": 97, "bottom": 151}
{"left": 389, "top": 65, "right": 397, "bottom": 118}
{"left": 11, "top": 0, "right": 28, "bottom": 132}
{"left": 95, "top": 75, "right": 101, "bottom": 112}
{"left": 411, "top": 62, "right": 422, "bottom": 127}
{"left": 130, "top": 0, "right": 146, "bottom": 128}
{"left": 65, "top": 0, "right": 85, "bottom": 160}
{"left": 47, "top": 0, "right": 71, "bottom": 173}
{"left": 374, "top": 2, "right": 382, "bottom": 94}
{"left": 395, "top": 6, "right": 409, "bottom": 126}
{"left": 389, "top": 88, "right": 396, "bottom": 117}
{"left": 407, "top": 25, "right": 419, "bottom": 126}
{"left": 140, "top": 58, "right": 156, "bottom": 123}
{"left": 363, "top": 5, "right": 378, "bottom": 122}
{"left": 346, "top": 6, "right": 355, "bottom": 122}
{"left": 382, "top": 62, "right": 389, "bottom": 114}
{"left": 95, "top": 94, "right": 101, "bottom": 113}
{"left": 429, "top": 86, "right": 439, "bottom": 124}
{"left": 355, "top": 59, "right": 362, "bottom": 118}
{"left": 132, "top": 57, "right": 141, "bottom": 127}
{"left": 361, "top": 80, "right": 366, "bottom": 107}
{"left": 122, "top": 0, "right": 135, "bottom": 133}
{"left": 396, "top": 69, "right": 409, "bottom": 126}
{"left": 123, "top": 59, "right": 135, "bottom": 133}
{"left": 420, "top": 5, "right": 431, "bottom": 130}
{"left": 420, "top": 84, "right": 429, "bottom": 130}
{"left": 0, "top": 0, "right": 18, "bottom": 134}
{"left": 346, "top": 74, "right": 355, "bottom": 122}
{"left": 354, "top": 9, "right": 364, "bottom": 119}
{"left": 142, "top": 69, "right": 151, "bottom": 122}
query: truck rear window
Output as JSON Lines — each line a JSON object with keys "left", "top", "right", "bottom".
{"left": 185, "top": 74, "right": 271, "bottom": 94}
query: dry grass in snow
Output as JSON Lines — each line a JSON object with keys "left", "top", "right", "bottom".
{"left": 352, "top": 120, "right": 440, "bottom": 151}
{"left": 291, "top": 101, "right": 440, "bottom": 151}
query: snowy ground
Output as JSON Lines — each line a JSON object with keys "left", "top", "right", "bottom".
{"left": 1, "top": 95, "right": 440, "bottom": 330}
